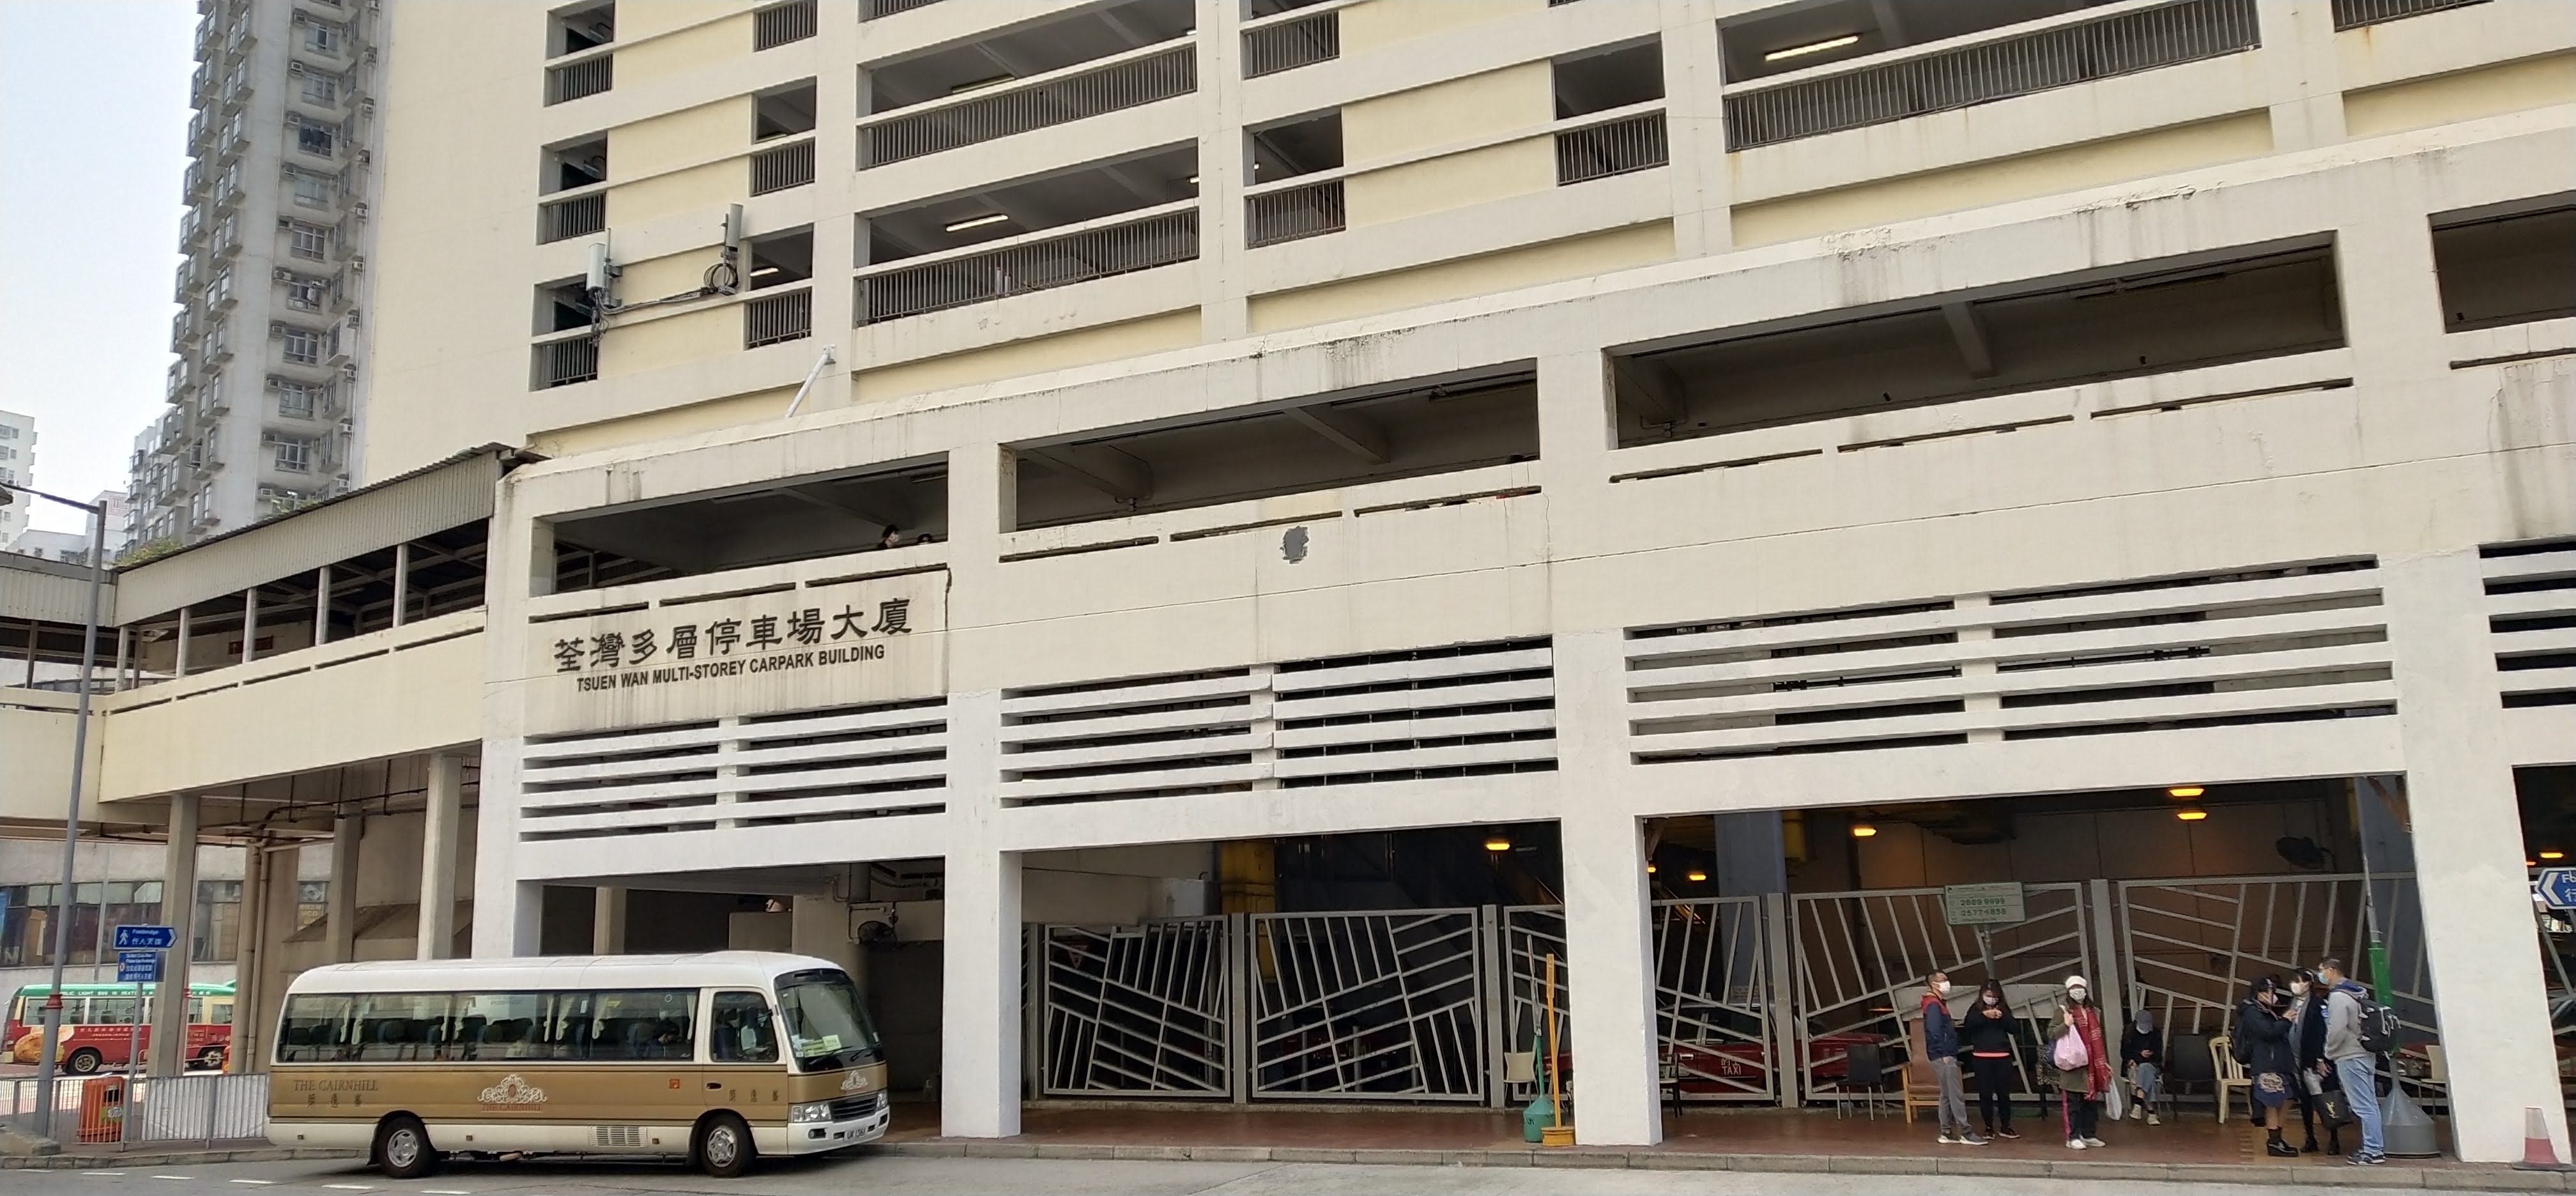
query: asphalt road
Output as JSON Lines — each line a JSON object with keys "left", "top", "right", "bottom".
{"left": 4, "top": 1154, "right": 2525, "bottom": 1196}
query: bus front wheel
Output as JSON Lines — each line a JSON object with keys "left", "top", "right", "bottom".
{"left": 375, "top": 1114, "right": 436, "bottom": 1179}
{"left": 195, "top": 1045, "right": 227, "bottom": 1072}
{"left": 694, "top": 1112, "right": 755, "bottom": 1179}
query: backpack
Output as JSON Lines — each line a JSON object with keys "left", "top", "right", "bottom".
{"left": 2230, "top": 1026, "right": 2253, "bottom": 1066}
{"left": 2350, "top": 990, "right": 2399, "bottom": 1056}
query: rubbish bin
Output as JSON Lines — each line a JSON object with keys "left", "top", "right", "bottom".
{"left": 77, "top": 1075, "right": 128, "bottom": 1144}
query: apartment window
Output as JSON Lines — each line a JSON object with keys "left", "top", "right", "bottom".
{"left": 303, "top": 19, "right": 341, "bottom": 52}
{"left": 296, "top": 119, "right": 336, "bottom": 158}
{"left": 301, "top": 72, "right": 337, "bottom": 105}
{"left": 284, "top": 275, "right": 325, "bottom": 311}
{"left": 217, "top": 162, "right": 241, "bottom": 195}
{"left": 0, "top": 447, "right": 14, "bottom": 461}
{"left": 221, "top": 112, "right": 243, "bottom": 145}
{"left": 268, "top": 433, "right": 314, "bottom": 473}
{"left": 201, "top": 374, "right": 225, "bottom": 413}
{"left": 281, "top": 326, "right": 325, "bottom": 365}
{"left": 207, "top": 266, "right": 232, "bottom": 305}
{"left": 0, "top": 425, "right": 16, "bottom": 438}
{"left": 288, "top": 222, "right": 329, "bottom": 261}
{"left": 214, "top": 213, "right": 239, "bottom": 250}
{"left": 276, "top": 379, "right": 316, "bottom": 418}
{"left": 204, "top": 319, "right": 229, "bottom": 356}
{"left": 291, "top": 172, "right": 331, "bottom": 208}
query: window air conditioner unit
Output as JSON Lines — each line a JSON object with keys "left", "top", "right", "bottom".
{"left": 353, "top": 201, "right": 368, "bottom": 220}
{"left": 342, "top": 363, "right": 358, "bottom": 381}
{"left": 276, "top": 217, "right": 294, "bottom": 229}
{"left": 289, "top": 61, "right": 305, "bottom": 75}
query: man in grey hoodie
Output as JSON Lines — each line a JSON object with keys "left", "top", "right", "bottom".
{"left": 2317, "top": 957, "right": 2385, "bottom": 1165}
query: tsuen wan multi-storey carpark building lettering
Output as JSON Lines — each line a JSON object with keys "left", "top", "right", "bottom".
{"left": 0, "top": 0, "right": 2570, "bottom": 1167}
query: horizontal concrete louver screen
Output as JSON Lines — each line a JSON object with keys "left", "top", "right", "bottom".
{"left": 1623, "top": 559, "right": 2396, "bottom": 762}
{"left": 2481, "top": 539, "right": 2576, "bottom": 709}
{"left": 997, "top": 638, "right": 1557, "bottom": 806}
{"left": 516, "top": 698, "right": 951, "bottom": 843}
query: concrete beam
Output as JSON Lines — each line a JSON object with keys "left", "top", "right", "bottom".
{"left": 1608, "top": 355, "right": 1687, "bottom": 426}
{"left": 1943, "top": 302, "right": 1996, "bottom": 378}
{"left": 1026, "top": 445, "right": 1154, "bottom": 503}
{"left": 779, "top": 484, "right": 901, "bottom": 531}
{"left": 1284, "top": 403, "right": 1389, "bottom": 464}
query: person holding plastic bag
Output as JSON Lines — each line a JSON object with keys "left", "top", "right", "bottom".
{"left": 2048, "top": 975, "right": 2113, "bottom": 1149}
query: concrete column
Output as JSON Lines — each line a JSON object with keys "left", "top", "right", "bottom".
{"left": 2382, "top": 551, "right": 2569, "bottom": 1162}
{"left": 591, "top": 886, "right": 627, "bottom": 954}
{"left": 232, "top": 838, "right": 271, "bottom": 1071}
{"left": 1554, "top": 629, "right": 1662, "bottom": 1146}
{"left": 2255, "top": 0, "right": 2346, "bottom": 152}
{"left": 390, "top": 542, "right": 410, "bottom": 627}
{"left": 1193, "top": 0, "right": 1250, "bottom": 339}
{"left": 174, "top": 605, "right": 191, "bottom": 677}
{"left": 328, "top": 814, "right": 362, "bottom": 963}
{"left": 1659, "top": 0, "right": 1733, "bottom": 256}
{"left": 789, "top": 893, "right": 862, "bottom": 979}
{"left": 146, "top": 796, "right": 199, "bottom": 1077}
{"left": 314, "top": 565, "right": 332, "bottom": 645}
{"left": 241, "top": 585, "right": 259, "bottom": 663}
{"left": 939, "top": 689, "right": 1022, "bottom": 1138}
{"left": 418, "top": 753, "right": 464, "bottom": 960}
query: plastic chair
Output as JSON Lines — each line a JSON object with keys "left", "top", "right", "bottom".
{"left": 2211, "top": 1034, "right": 2251, "bottom": 1124}
{"left": 1839, "top": 1042, "right": 1893, "bottom": 1120}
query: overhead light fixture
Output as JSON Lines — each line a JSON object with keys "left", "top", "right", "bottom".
{"left": 943, "top": 213, "right": 1009, "bottom": 233}
{"left": 1186, "top": 174, "right": 1199, "bottom": 184}
{"left": 1685, "top": 869, "right": 1708, "bottom": 883}
{"left": 2542, "top": 850, "right": 2568, "bottom": 861}
{"left": 1850, "top": 823, "right": 1878, "bottom": 838}
{"left": 2167, "top": 786, "right": 2205, "bottom": 799}
{"left": 1763, "top": 34, "right": 1859, "bottom": 62}
{"left": 2176, "top": 805, "right": 2209, "bottom": 822}
{"left": 751, "top": 264, "right": 781, "bottom": 277}
{"left": 1645, "top": 862, "right": 1658, "bottom": 875}
{"left": 1484, "top": 835, "right": 1512, "bottom": 853}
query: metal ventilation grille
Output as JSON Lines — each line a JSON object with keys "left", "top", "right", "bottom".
{"left": 999, "top": 639, "right": 1555, "bottom": 805}
{"left": 594, "top": 1124, "right": 643, "bottom": 1148}
{"left": 518, "top": 700, "right": 948, "bottom": 841}
{"left": 1626, "top": 560, "right": 2393, "bottom": 762}
{"left": 2483, "top": 539, "right": 2576, "bottom": 707}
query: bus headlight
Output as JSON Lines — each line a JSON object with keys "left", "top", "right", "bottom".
{"left": 790, "top": 1101, "right": 834, "bottom": 1124}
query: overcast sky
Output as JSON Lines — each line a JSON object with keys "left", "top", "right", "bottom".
{"left": 0, "top": 0, "right": 194, "bottom": 536}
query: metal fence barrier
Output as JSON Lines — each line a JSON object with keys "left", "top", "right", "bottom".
{"left": 539, "top": 337, "right": 599, "bottom": 387}
{"left": 754, "top": 0, "right": 818, "bottom": 50}
{"left": 1246, "top": 178, "right": 1345, "bottom": 248}
{"left": 2, "top": 1073, "right": 268, "bottom": 1146}
{"left": 1556, "top": 112, "right": 1669, "bottom": 185}
{"left": 744, "top": 288, "right": 813, "bottom": 348}
{"left": 1722, "top": 0, "right": 2261, "bottom": 150}
{"left": 862, "top": 43, "right": 1196, "bottom": 167}
{"left": 1243, "top": 10, "right": 1338, "bottom": 79}
{"left": 541, "top": 192, "right": 605, "bottom": 243}
{"left": 546, "top": 56, "right": 611, "bottom": 105}
{"left": 750, "top": 138, "right": 816, "bottom": 195}
{"left": 856, "top": 207, "right": 1198, "bottom": 325}
{"left": 2330, "top": 0, "right": 2487, "bottom": 29}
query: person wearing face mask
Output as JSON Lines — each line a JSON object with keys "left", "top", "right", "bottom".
{"left": 2048, "top": 975, "right": 2112, "bottom": 1149}
{"left": 2120, "top": 1006, "right": 2165, "bottom": 1126}
{"left": 1960, "top": 979, "right": 2023, "bottom": 1139}
{"left": 1920, "top": 971, "right": 1983, "bottom": 1145}
{"left": 2236, "top": 976, "right": 2301, "bottom": 1157}
{"left": 2288, "top": 970, "right": 2340, "bottom": 1155}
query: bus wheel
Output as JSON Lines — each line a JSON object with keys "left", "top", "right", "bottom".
{"left": 65, "top": 1048, "right": 102, "bottom": 1075}
{"left": 694, "top": 1112, "right": 755, "bottom": 1178}
{"left": 376, "top": 1115, "right": 435, "bottom": 1179}
{"left": 195, "top": 1045, "right": 227, "bottom": 1072}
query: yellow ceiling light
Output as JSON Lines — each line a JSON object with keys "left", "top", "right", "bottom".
{"left": 1483, "top": 835, "right": 1512, "bottom": 853}
{"left": 2167, "top": 786, "right": 2205, "bottom": 799}
{"left": 1850, "top": 823, "right": 1878, "bottom": 838}
{"left": 1763, "top": 34, "right": 1859, "bottom": 61}
{"left": 2541, "top": 850, "right": 2568, "bottom": 861}
{"left": 2176, "top": 805, "right": 2209, "bottom": 822}
{"left": 1645, "top": 862, "right": 1658, "bottom": 875}
{"left": 943, "top": 213, "right": 1009, "bottom": 233}
{"left": 1685, "top": 869, "right": 1708, "bottom": 882}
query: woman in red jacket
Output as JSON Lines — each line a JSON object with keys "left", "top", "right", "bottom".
{"left": 2047, "top": 974, "right": 2113, "bottom": 1149}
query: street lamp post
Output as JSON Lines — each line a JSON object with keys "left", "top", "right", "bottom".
{"left": 1, "top": 482, "right": 109, "bottom": 1142}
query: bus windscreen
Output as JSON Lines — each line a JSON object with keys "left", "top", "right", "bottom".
{"left": 774, "top": 970, "right": 879, "bottom": 1073}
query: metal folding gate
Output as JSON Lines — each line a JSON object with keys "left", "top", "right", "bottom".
{"left": 1246, "top": 908, "right": 1491, "bottom": 1100}
{"left": 1790, "top": 882, "right": 2097, "bottom": 1101}
{"left": 2119, "top": 873, "right": 2438, "bottom": 1041}
{"left": 1036, "top": 917, "right": 1233, "bottom": 1098}
{"left": 1499, "top": 905, "right": 1563, "bottom": 1105}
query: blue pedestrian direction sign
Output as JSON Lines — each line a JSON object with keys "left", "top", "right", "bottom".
{"left": 113, "top": 924, "right": 176, "bottom": 951}
{"left": 2540, "top": 867, "right": 2576, "bottom": 910}
{"left": 117, "top": 950, "right": 162, "bottom": 985}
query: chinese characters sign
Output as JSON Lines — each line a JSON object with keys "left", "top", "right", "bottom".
{"left": 523, "top": 573, "right": 946, "bottom": 735}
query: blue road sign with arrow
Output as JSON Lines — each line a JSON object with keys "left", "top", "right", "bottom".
{"left": 113, "top": 924, "right": 176, "bottom": 951}
{"left": 2540, "top": 868, "right": 2576, "bottom": 910}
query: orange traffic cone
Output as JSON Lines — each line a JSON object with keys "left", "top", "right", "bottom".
{"left": 2515, "top": 1107, "right": 2572, "bottom": 1172}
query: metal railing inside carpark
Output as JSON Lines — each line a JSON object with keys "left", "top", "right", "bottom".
{"left": 1246, "top": 178, "right": 1345, "bottom": 247}
{"left": 1722, "top": 0, "right": 2262, "bottom": 150}
{"left": 541, "top": 192, "right": 606, "bottom": 243}
{"left": 1556, "top": 109, "right": 1669, "bottom": 185}
{"left": 2329, "top": 0, "right": 2487, "bottom": 29}
{"left": 1243, "top": 8, "right": 1338, "bottom": 78}
{"left": 856, "top": 206, "right": 1199, "bottom": 325}
{"left": 546, "top": 54, "right": 611, "bottom": 105}
{"left": 861, "top": 42, "right": 1196, "bottom": 167}
{"left": 755, "top": 0, "right": 818, "bottom": 50}
{"left": 750, "top": 137, "right": 816, "bottom": 195}
{"left": 862, "top": 0, "right": 943, "bottom": 18}
{"left": 540, "top": 337, "right": 599, "bottom": 388}
{"left": 2, "top": 1073, "right": 269, "bottom": 1146}
{"left": 745, "top": 287, "right": 813, "bottom": 348}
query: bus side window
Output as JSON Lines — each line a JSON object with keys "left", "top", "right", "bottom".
{"left": 709, "top": 992, "right": 778, "bottom": 1064}
{"left": 277, "top": 994, "right": 355, "bottom": 1062}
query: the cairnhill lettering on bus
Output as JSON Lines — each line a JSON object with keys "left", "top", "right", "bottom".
{"left": 555, "top": 597, "right": 912, "bottom": 694}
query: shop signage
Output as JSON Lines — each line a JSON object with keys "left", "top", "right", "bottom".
{"left": 1941, "top": 882, "right": 2027, "bottom": 926}
{"left": 523, "top": 572, "right": 947, "bottom": 736}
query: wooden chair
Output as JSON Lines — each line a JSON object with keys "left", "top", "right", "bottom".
{"left": 2211, "top": 1034, "right": 2251, "bottom": 1124}
{"left": 1901, "top": 1017, "right": 1942, "bottom": 1124}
